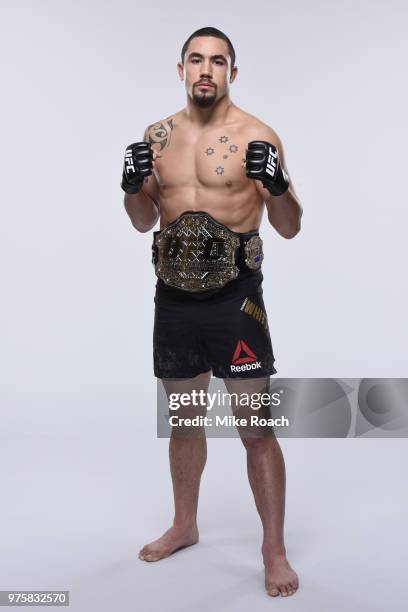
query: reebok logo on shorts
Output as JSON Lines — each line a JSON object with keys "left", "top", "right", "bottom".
{"left": 230, "top": 339, "right": 262, "bottom": 372}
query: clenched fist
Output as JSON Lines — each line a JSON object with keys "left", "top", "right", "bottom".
{"left": 245, "top": 140, "right": 289, "bottom": 196}
{"left": 121, "top": 142, "right": 153, "bottom": 194}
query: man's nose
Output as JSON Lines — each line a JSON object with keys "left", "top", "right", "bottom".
{"left": 200, "top": 62, "right": 212, "bottom": 78}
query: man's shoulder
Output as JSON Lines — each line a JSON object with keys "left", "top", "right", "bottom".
{"left": 145, "top": 110, "right": 184, "bottom": 135}
{"left": 233, "top": 107, "right": 281, "bottom": 146}
{"left": 143, "top": 110, "right": 183, "bottom": 150}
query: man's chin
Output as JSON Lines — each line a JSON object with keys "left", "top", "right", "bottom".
{"left": 192, "top": 93, "right": 216, "bottom": 108}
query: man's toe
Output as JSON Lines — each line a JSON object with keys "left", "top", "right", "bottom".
{"left": 267, "top": 584, "right": 280, "bottom": 597}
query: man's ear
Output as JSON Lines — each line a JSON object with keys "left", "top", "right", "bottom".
{"left": 230, "top": 65, "right": 238, "bottom": 83}
{"left": 177, "top": 62, "right": 184, "bottom": 81}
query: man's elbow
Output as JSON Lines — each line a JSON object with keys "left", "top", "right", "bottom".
{"left": 279, "top": 222, "right": 301, "bottom": 239}
{"left": 131, "top": 218, "right": 158, "bottom": 233}
{"left": 132, "top": 223, "right": 150, "bottom": 233}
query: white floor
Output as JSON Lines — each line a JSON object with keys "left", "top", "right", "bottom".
{"left": 1, "top": 425, "right": 406, "bottom": 612}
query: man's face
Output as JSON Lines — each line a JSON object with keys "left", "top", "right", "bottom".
{"left": 177, "top": 36, "right": 237, "bottom": 108}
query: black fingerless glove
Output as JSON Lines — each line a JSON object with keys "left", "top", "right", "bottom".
{"left": 121, "top": 142, "right": 153, "bottom": 194}
{"left": 246, "top": 140, "right": 289, "bottom": 196}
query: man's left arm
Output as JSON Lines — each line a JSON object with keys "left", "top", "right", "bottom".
{"left": 247, "top": 130, "right": 303, "bottom": 239}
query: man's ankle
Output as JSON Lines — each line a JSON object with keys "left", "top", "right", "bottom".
{"left": 172, "top": 519, "right": 198, "bottom": 531}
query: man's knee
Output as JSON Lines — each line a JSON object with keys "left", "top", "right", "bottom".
{"left": 240, "top": 432, "right": 276, "bottom": 451}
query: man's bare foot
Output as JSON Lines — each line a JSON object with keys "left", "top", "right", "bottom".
{"left": 263, "top": 549, "right": 299, "bottom": 597}
{"left": 138, "top": 525, "right": 199, "bottom": 562}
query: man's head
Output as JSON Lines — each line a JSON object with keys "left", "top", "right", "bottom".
{"left": 178, "top": 27, "right": 237, "bottom": 108}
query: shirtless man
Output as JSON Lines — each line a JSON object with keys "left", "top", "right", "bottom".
{"left": 122, "top": 27, "right": 302, "bottom": 598}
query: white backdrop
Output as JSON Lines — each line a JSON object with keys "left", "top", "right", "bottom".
{"left": 1, "top": 1, "right": 407, "bottom": 610}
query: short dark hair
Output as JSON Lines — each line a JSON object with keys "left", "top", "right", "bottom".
{"left": 181, "top": 27, "right": 236, "bottom": 68}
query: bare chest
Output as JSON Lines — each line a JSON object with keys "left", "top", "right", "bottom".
{"left": 154, "top": 126, "right": 249, "bottom": 190}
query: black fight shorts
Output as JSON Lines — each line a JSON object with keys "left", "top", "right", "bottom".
{"left": 153, "top": 269, "right": 277, "bottom": 379}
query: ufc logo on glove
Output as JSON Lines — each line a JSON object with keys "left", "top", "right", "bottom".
{"left": 265, "top": 146, "right": 277, "bottom": 178}
{"left": 124, "top": 149, "right": 135, "bottom": 174}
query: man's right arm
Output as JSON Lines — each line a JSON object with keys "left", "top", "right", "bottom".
{"left": 123, "top": 128, "right": 161, "bottom": 233}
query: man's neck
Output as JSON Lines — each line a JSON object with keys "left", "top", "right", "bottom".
{"left": 184, "top": 95, "right": 235, "bottom": 128}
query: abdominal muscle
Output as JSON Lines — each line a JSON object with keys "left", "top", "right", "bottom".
{"left": 158, "top": 183, "right": 265, "bottom": 233}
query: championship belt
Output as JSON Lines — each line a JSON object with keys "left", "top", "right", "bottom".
{"left": 244, "top": 235, "right": 264, "bottom": 270}
{"left": 153, "top": 211, "right": 241, "bottom": 292}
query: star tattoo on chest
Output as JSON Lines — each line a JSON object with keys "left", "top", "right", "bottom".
{"left": 201, "top": 138, "right": 239, "bottom": 178}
